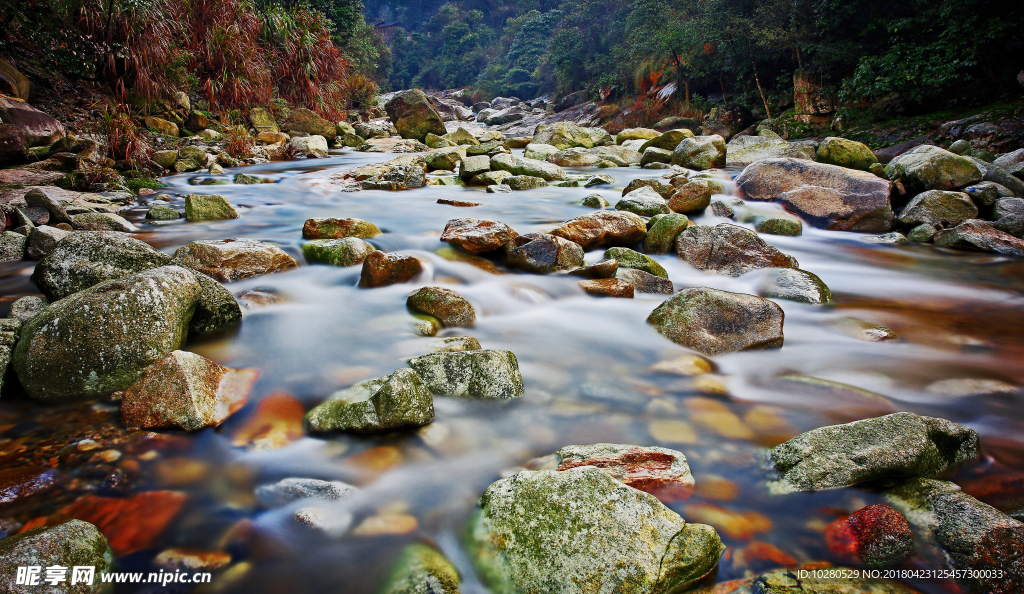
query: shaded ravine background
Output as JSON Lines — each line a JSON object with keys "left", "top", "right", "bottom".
{"left": 2, "top": 148, "right": 1024, "bottom": 593}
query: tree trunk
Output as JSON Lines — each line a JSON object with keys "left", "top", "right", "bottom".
{"left": 752, "top": 60, "right": 772, "bottom": 118}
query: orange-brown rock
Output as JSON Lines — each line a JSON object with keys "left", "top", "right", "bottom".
{"left": 359, "top": 251, "right": 423, "bottom": 287}
{"left": 577, "top": 278, "right": 634, "bottom": 298}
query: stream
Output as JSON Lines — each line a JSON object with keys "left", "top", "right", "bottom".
{"left": 2, "top": 148, "right": 1024, "bottom": 593}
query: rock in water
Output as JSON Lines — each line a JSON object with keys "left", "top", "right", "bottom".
{"left": 504, "top": 233, "right": 584, "bottom": 273}
{"left": 359, "top": 251, "right": 423, "bottom": 287}
{"left": 380, "top": 543, "right": 461, "bottom": 594}
{"left": 255, "top": 478, "right": 357, "bottom": 508}
{"left": 13, "top": 266, "right": 202, "bottom": 400}
{"left": 302, "top": 217, "right": 380, "bottom": 240}
{"left": 825, "top": 504, "right": 914, "bottom": 569}
{"left": 643, "top": 213, "right": 691, "bottom": 254}
{"left": 490, "top": 153, "right": 566, "bottom": 181}
{"left": 735, "top": 158, "right": 894, "bottom": 232}
{"left": 384, "top": 89, "right": 446, "bottom": 142}
{"left": 188, "top": 272, "right": 243, "bottom": 337}
{"left": 550, "top": 211, "right": 647, "bottom": 250}
{"left": 885, "top": 478, "right": 1024, "bottom": 593}
{"left": 0, "top": 520, "right": 113, "bottom": 594}
{"left": 409, "top": 349, "right": 524, "bottom": 399}
{"left": 757, "top": 267, "right": 832, "bottom": 304}
{"left": 441, "top": 218, "right": 517, "bottom": 253}
{"left": 770, "top": 412, "right": 980, "bottom": 492}
{"left": 26, "top": 225, "right": 71, "bottom": 260}
{"left": 675, "top": 224, "right": 798, "bottom": 276}
{"left": 531, "top": 122, "right": 608, "bottom": 150}
{"left": 577, "top": 278, "right": 634, "bottom": 298}
{"left": 24, "top": 187, "right": 72, "bottom": 225}
{"left": 554, "top": 443, "right": 695, "bottom": 502}
{"left": 185, "top": 194, "right": 239, "bottom": 220}
{"left": 647, "top": 287, "right": 784, "bottom": 356}
{"left": 885, "top": 144, "right": 983, "bottom": 193}
{"left": 173, "top": 238, "right": 297, "bottom": 282}
{"left": 933, "top": 219, "right": 1024, "bottom": 256}
{"left": 617, "top": 268, "right": 673, "bottom": 294}
{"left": 407, "top": 286, "right": 475, "bottom": 327}
{"left": 897, "top": 190, "right": 977, "bottom": 227}
{"left": 672, "top": 135, "right": 726, "bottom": 170}
{"left": 70, "top": 212, "right": 137, "bottom": 232}
{"left": 615, "top": 186, "right": 669, "bottom": 217}
{"left": 118, "top": 351, "right": 257, "bottom": 431}
{"left": 305, "top": 368, "right": 434, "bottom": 433}
{"left": 31, "top": 232, "right": 172, "bottom": 301}
{"left": 302, "top": 238, "right": 375, "bottom": 267}
{"left": 466, "top": 466, "right": 723, "bottom": 594}
{"left": 604, "top": 247, "right": 667, "bottom": 278}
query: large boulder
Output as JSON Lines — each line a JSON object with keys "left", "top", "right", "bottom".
{"left": 550, "top": 211, "right": 647, "bottom": 250}
{"left": 897, "top": 190, "right": 978, "bottom": 227}
{"left": 13, "top": 266, "right": 202, "bottom": 400}
{"left": 467, "top": 466, "right": 723, "bottom": 594}
{"left": 31, "top": 232, "right": 172, "bottom": 301}
{"left": 735, "top": 158, "right": 894, "bottom": 232}
{"left": 441, "top": 218, "right": 517, "bottom": 253}
{"left": 672, "top": 135, "right": 726, "bottom": 170}
{"left": 531, "top": 122, "right": 611, "bottom": 150}
{"left": 546, "top": 145, "right": 641, "bottom": 168}
{"left": 993, "top": 197, "right": 1024, "bottom": 238}
{"left": 504, "top": 233, "right": 584, "bottom": 273}
{"left": 770, "top": 412, "right": 980, "bottom": 492}
{"left": 933, "top": 219, "right": 1024, "bottom": 256}
{"left": 248, "top": 107, "right": 278, "bottom": 133}
{"left": 304, "top": 368, "right": 434, "bottom": 433}
{"left": 490, "top": 153, "right": 566, "bottom": 181}
{"left": 173, "top": 238, "right": 298, "bottom": 282}
{"left": 885, "top": 478, "right": 1024, "bottom": 593}
{"left": 675, "top": 224, "right": 798, "bottom": 276}
{"left": 647, "top": 287, "right": 785, "bottom": 356}
{"left": 615, "top": 186, "right": 669, "bottom": 217}
{"left": 726, "top": 135, "right": 815, "bottom": 168}
{"left": 384, "top": 89, "right": 446, "bottom": 142}
{"left": 409, "top": 349, "right": 524, "bottom": 399}
{"left": 0, "top": 519, "right": 113, "bottom": 594}
{"left": 885, "top": 144, "right": 983, "bottom": 192}
{"left": 118, "top": 350, "right": 257, "bottom": 431}
{"left": 0, "top": 96, "right": 65, "bottom": 163}
{"left": 643, "top": 213, "right": 691, "bottom": 254}
{"left": 816, "top": 136, "right": 879, "bottom": 170}
{"left": 638, "top": 129, "right": 695, "bottom": 153}
{"left": 283, "top": 108, "right": 336, "bottom": 140}
{"left": 350, "top": 162, "right": 426, "bottom": 190}
{"left": 185, "top": 194, "right": 239, "bottom": 220}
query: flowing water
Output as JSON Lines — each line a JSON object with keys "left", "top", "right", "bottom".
{"left": 2, "top": 149, "right": 1024, "bottom": 593}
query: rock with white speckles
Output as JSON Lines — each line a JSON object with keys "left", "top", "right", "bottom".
{"left": 13, "top": 266, "right": 202, "bottom": 400}
{"left": 409, "top": 349, "right": 523, "bottom": 399}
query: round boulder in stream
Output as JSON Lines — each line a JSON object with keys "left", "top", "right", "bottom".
{"left": 305, "top": 368, "right": 435, "bottom": 433}
{"left": 550, "top": 211, "right": 647, "bottom": 251}
{"left": 615, "top": 186, "right": 669, "bottom": 217}
{"left": 359, "top": 251, "right": 424, "bottom": 288}
{"left": 757, "top": 268, "right": 832, "bottom": 305}
{"left": 173, "top": 238, "right": 298, "bottom": 282}
{"left": 13, "top": 266, "right": 202, "bottom": 400}
{"left": 302, "top": 237, "right": 375, "bottom": 267}
{"left": 647, "top": 287, "right": 785, "bottom": 356}
{"left": 409, "top": 349, "right": 524, "bottom": 399}
{"left": 407, "top": 286, "right": 476, "bottom": 327}
{"left": 769, "top": 412, "right": 979, "bottom": 492}
{"left": 0, "top": 519, "right": 113, "bottom": 594}
{"left": 504, "top": 233, "right": 584, "bottom": 273}
{"left": 466, "top": 466, "right": 723, "bottom": 594}
{"left": 441, "top": 218, "right": 517, "bottom": 254}
{"left": 885, "top": 144, "right": 983, "bottom": 193}
{"left": 675, "top": 224, "right": 798, "bottom": 277}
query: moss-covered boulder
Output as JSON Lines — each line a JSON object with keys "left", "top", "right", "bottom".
{"left": 531, "top": 122, "right": 608, "bottom": 150}
{"left": 248, "top": 107, "right": 278, "bottom": 133}
{"left": 615, "top": 186, "right": 669, "bottom": 217}
{"left": 185, "top": 194, "right": 238, "bottom": 220}
{"left": 885, "top": 145, "right": 983, "bottom": 193}
{"left": 302, "top": 237, "right": 375, "bottom": 267}
{"left": 467, "top": 466, "right": 723, "bottom": 594}
{"left": 667, "top": 179, "right": 716, "bottom": 214}
{"left": 407, "top": 286, "right": 475, "bottom": 327}
{"left": 283, "top": 108, "right": 336, "bottom": 140}
{"left": 385, "top": 89, "right": 446, "bottom": 142}
{"left": 13, "top": 266, "right": 202, "bottom": 400}
{"left": 305, "top": 368, "right": 434, "bottom": 433}
{"left": 647, "top": 287, "right": 785, "bottom": 356}
{"left": 770, "top": 412, "right": 979, "bottom": 492}
{"left": 0, "top": 519, "right": 113, "bottom": 594}
{"left": 146, "top": 205, "right": 181, "bottom": 220}
{"left": 490, "top": 153, "right": 566, "bottom": 181}
{"left": 897, "top": 190, "right": 977, "bottom": 227}
{"left": 604, "top": 247, "right": 667, "bottom": 278}
{"left": 409, "top": 349, "right": 523, "bottom": 399}
{"left": 672, "top": 135, "right": 726, "bottom": 170}
{"left": 302, "top": 217, "right": 380, "bottom": 240}
{"left": 639, "top": 129, "right": 695, "bottom": 153}
{"left": 815, "top": 136, "right": 878, "bottom": 170}
{"left": 523, "top": 143, "right": 559, "bottom": 161}
{"left": 31, "top": 232, "right": 172, "bottom": 301}
{"left": 380, "top": 543, "right": 460, "bottom": 594}
{"left": 643, "top": 213, "right": 691, "bottom": 254}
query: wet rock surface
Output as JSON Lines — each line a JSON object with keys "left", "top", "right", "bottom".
{"left": 173, "top": 238, "right": 297, "bottom": 282}
{"left": 933, "top": 219, "right": 1024, "bottom": 255}
{"left": 302, "top": 237, "right": 375, "bottom": 267}
{"left": 305, "top": 368, "right": 435, "bottom": 433}
{"left": 647, "top": 287, "right": 785, "bottom": 355}
{"left": 550, "top": 210, "right": 647, "bottom": 250}
{"left": 467, "top": 466, "right": 723, "bottom": 594}
{"left": 675, "top": 224, "right": 799, "bottom": 276}
{"left": 770, "top": 412, "right": 980, "bottom": 491}
{"left": 441, "top": 218, "right": 517, "bottom": 253}
{"left": 302, "top": 217, "right": 380, "bottom": 240}
{"left": 555, "top": 443, "right": 695, "bottom": 501}
{"left": 380, "top": 543, "right": 460, "bottom": 594}
{"left": 577, "top": 278, "right": 634, "bottom": 298}
{"left": 505, "top": 233, "right": 584, "bottom": 273}
{"left": 825, "top": 504, "right": 913, "bottom": 568}
{"left": 359, "top": 251, "right": 424, "bottom": 287}
{"left": 409, "top": 349, "right": 524, "bottom": 399}
{"left": 255, "top": 478, "right": 357, "bottom": 508}
{"left": 757, "top": 268, "right": 832, "bottom": 304}
{"left": 407, "top": 286, "right": 476, "bottom": 327}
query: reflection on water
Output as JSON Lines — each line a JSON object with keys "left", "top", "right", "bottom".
{"left": 2, "top": 149, "right": 1024, "bottom": 593}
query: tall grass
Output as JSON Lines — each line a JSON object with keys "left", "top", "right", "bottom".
{"left": 72, "top": 0, "right": 375, "bottom": 119}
